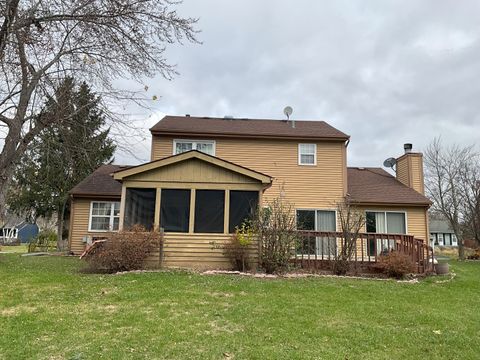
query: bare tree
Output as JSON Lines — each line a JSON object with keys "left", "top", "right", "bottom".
{"left": 333, "top": 197, "right": 365, "bottom": 275}
{"left": 424, "top": 138, "right": 480, "bottom": 259}
{"left": 253, "top": 197, "right": 298, "bottom": 274}
{"left": 459, "top": 159, "right": 480, "bottom": 248}
{"left": 0, "top": 0, "right": 199, "bottom": 213}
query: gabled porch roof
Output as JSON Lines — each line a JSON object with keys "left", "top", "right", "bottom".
{"left": 113, "top": 150, "right": 273, "bottom": 185}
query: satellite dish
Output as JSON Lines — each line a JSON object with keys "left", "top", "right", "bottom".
{"left": 283, "top": 106, "right": 293, "bottom": 120}
{"left": 383, "top": 157, "right": 397, "bottom": 170}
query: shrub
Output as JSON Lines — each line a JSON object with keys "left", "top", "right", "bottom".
{"left": 223, "top": 223, "right": 255, "bottom": 272}
{"left": 374, "top": 251, "right": 416, "bottom": 279}
{"left": 28, "top": 230, "right": 57, "bottom": 252}
{"left": 253, "top": 198, "right": 298, "bottom": 274}
{"left": 83, "top": 225, "right": 162, "bottom": 273}
{"left": 467, "top": 249, "right": 480, "bottom": 260}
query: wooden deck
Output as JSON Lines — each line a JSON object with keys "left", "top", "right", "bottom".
{"left": 293, "top": 231, "right": 434, "bottom": 274}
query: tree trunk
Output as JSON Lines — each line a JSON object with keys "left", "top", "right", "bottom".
{"left": 453, "top": 225, "right": 465, "bottom": 260}
{"left": 458, "top": 237, "right": 465, "bottom": 260}
{"left": 0, "top": 173, "right": 13, "bottom": 223}
{"left": 57, "top": 201, "right": 67, "bottom": 251}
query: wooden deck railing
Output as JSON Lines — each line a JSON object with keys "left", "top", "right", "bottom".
{"left": 293, "top": 231, "right": 434, "bottom": 274}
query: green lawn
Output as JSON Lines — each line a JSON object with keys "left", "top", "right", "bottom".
{"left": 0, "top": 244, "right": 28, "bottom": 253}
{"left": 1, "top": 255, "right": 479, "bottom": 360}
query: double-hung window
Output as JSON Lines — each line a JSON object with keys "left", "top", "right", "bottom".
{"left": 298, "top": 144, "right": 316, "bottom": 165}
{"left": 174, "top": 140, "right": 215, "bottom": 156}
{"left": 89, "top": 202, "right": 120, "bottom": 231}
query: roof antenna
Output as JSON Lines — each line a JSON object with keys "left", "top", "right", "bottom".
{"left": 283, "top": 106, "right": 294, "bottom": 128}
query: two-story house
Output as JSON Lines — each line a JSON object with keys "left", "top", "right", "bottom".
{"left": 69, "top": 115, "right": 431, "bottom": 269}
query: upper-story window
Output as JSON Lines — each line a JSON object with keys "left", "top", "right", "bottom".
{"left": 298, "top": 143, "right": 316, "bottom": 165}
{"left": 174, "top": 139, "right": 215, "bottom": 156}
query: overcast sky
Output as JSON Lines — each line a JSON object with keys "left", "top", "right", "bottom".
{"left": 116, "top": 0, "right": 480, "bottom": 168}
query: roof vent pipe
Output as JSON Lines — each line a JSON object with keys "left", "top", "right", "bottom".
{"left": 404, "top": 143, "right": 413, "bottom": 153}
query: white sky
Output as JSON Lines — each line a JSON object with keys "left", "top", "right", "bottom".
{"left": 111, "top": 0, "right": 480, "bottom": 167}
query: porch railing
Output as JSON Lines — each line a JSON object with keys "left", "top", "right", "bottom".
{"left": 293, "top": 231, "right": 434, "bottom": 274}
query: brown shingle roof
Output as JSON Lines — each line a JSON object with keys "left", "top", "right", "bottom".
{"left": 70, "top": 164, "right": 431, "bottom": 206}
{"left": 150, "top": 115, "right": 349, "bottom": 141}
{"left": 347, "top": 167, "right": 431, "bottom": 206}
{"left": 69, "top": 164, "right": 126, "bottom": 197}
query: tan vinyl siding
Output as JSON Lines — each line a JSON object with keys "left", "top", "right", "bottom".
{"left": 69, "top": 198, "right": 120, "bottom": 255}
{"left": 395, "top": 153, "right": 425, "bottom": 195}
{"left": 411, "top": 157, "right": 425, "bottom": 195}
{"left": 126, "top": 158, "right": 256, "bottom": 184}
{"left": 396, "top": 157, "right": 409, "bottom": 187}
{"left": 145, "top": 233, "right": 258, "bottom": 270}
{"left": 152, "top": 135, "right": 346, "bottom": 208}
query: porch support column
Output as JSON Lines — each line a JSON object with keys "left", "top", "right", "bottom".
{"left": 154, "top": 188, "right": 161, "bottom": 231}
{"left": 189, "top": 189, "right": 196, "bottom": 233}
{"left": 224, "top": 190, "right": 230, "bottom": 234}
{"left": 119, "top": 185, "right": 127, "bottom": 230}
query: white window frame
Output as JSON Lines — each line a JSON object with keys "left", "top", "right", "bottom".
{"left": 88, "top": 201, "right": 120, "bottom": 232}
{"left": 173, "top": 139, "right": 216, "bottom": 156}
{"left": 365, "top": 210, "right": 408, "bottom": 234}
{"left": 452, "top": 234, "right": 458, "bottom": 246}
{"left": 365, "top": 210, "right": 408, "bottom": 256}
{"left": 298, "top": 143, "right": 317, "bottom": 166}
{"left": 437, "top": 233, "right": 444, "bottom": 246}
{"left": 295, "top": 208, "right": 338, "bottom": 257}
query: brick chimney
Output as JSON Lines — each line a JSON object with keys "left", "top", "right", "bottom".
{"left": 396, "top": 143, "right": 425, "bottom": 195}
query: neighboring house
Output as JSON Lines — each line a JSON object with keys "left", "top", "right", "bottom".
{"left": 68, "top": 115, "right": 431, "bottom": 269}
{"left": 429, "top": 218, "right": 458, "bottom": 248}
{"left": 1, "top": 221, "right": 39, "bottom": 244}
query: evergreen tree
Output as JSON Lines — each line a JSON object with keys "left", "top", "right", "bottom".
{"left": 8, "top": 78, "right": 116, "bottom": 248}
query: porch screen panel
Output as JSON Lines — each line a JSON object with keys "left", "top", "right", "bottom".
{"left": 124, "top": 188, "right": 156, "bottom": 230}
{"left": 228, "top": 191, "right": 259, "bottom": 233}
{"left": 194, "top": 190, "right": 225, "bottom": 233}
{"left": 160, "top": 189, "right": 191, "bottom": 232}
